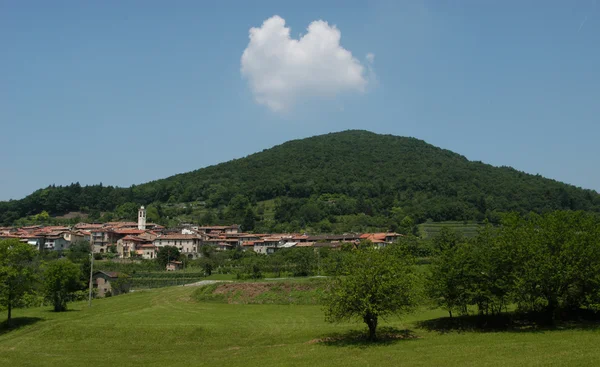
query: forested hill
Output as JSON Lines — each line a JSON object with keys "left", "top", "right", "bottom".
{"left": 1, "top": 130, "right": 599, "bottom": 229}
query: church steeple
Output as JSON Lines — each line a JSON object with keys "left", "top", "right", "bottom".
{"left": 138, "top": 206, "right": 146, "bottom": 230}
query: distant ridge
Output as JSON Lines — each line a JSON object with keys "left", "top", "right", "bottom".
{"left": 1, "top": 130, "right": 599, "bottom": 229}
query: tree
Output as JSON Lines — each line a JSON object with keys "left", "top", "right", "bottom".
{"left": 110, "top": 274, "right": 132, "bottom": 296}
{"left": 283, "top": 247, "right": 316, "bottom": 277}
{"left": 505, "top": 211, "right": 600, "bottom": 317}
{"left": 66, "top": 240, "right": 91, "bottom": 263}
{"left": 430, "top": 226, "right": 463, "bottom": 254}
{"left": 427, "top": 241, "right": 478, "bottom": 317}
{"left": 43, "top": 259, "right": 82, "bottom": 312}
{"left": 0, "top": 239, "right": 37, "bottom": 326}
{"left": 236, "top": 255, "right": 265, "bottom": 280}
{"left": 242, "top": 207, "right": 256, "bottom": 232}
{"left": 323, "top": 246, "right": 419, "bottom": 340}
{"left": 156, "top": 246, "right": 181, "bottom": 268}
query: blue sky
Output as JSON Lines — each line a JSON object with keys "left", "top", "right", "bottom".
{"left": 1, "top": 0, "right": 599, "bottom": 201}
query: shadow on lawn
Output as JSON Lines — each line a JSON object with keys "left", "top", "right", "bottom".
{"left": 312, "top": 327, "right": 419, "bottom": 348}
{"left": 0, "top": 317, "right": 44, "bottom": 336}
{"left": 417, "top": 310, "right": 600, "bottom": 334}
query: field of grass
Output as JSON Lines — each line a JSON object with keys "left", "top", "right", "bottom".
{"left": 193, "top": 279, "right": 326, "bottom": 305}
{"left": 418, "top": 221, "right": 483, "bottom": 239}
{"left": 2, "top": 283, "right": 600, "bottom": 366}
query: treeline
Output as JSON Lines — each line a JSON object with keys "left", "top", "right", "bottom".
{"left": 2, "top": 130, "right": 600, "bottom": 229}
{"left": 0, "top": 239, "right": 96, "bottom": 326}
{"left": 428, "top": 211, "right": 600, "bottom": 318}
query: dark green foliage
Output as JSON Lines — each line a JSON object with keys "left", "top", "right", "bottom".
{"left": 236, "top": 255, "right": 265, "bottom": 280}
{"left": 282, "top": 247, "right": 316, "bottom": 277}
{"left": 66, "top": 241, "right": 91, "bottom": 262}
{"left": 42, "top": 259, "right": 82, "bottom": 312}
{"left": 427, "top": 212, "right": 600, "bottom": 319}
{"left": 156, "top": 246, "right": 180, "bottom": 268}
{"left": 503, "top": 212, "right": 600, "bottom": 316}
{"left": 110, "top": 275, "right": 132, "bottom": 296}
{"left": 0, "top": 239, "right": 38, "bottom": 326}
{"left": 2, "top": 131, "right": 599, "bottom": 229}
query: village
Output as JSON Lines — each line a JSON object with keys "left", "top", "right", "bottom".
{"left": 0, "top": 206, "right": 404, "bottom": 261}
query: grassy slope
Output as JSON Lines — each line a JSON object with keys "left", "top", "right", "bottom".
{"left": 1, "top": 285, "right": 600, "bottom": 367}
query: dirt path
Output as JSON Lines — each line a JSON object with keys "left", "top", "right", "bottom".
{"left": 183, "top": 280, "right": 232, "bottom": 287}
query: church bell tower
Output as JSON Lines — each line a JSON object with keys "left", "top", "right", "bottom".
{"left": 138, "top": 206, "right": 146, "bottom": 230}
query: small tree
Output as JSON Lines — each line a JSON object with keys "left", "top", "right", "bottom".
{"left": 237, "top": 256, "right": 265, "bottom": 280}
{"left": 0, "top": 239, "right": 37, "bottom": 326}
{"left": 66, "top": 240, "right": 91, "bottom": 263}
{"left": 43, "top": 259, "right": 82, "bottom": 312}
{"left": 323, "top": 246, "right": 419, "bottom": 340}
{"left": 110, "top": 274, "right": 132, "bottom": 296}
{"left": 156, "top": 246, "right": 181, "bottom": 268}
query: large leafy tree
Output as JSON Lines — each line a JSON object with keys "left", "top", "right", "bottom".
{"left": 43, "top": 259, "right": 82, "bottom": 312}
{"left": 323, "top": 245, "right": 419, "bottom": 340}
{"left": 0, "top": 239, "right": 38, "bottom": 326}
{"left": 156, "top": 246, "right": 181, "bottom": 268}
{"left": 506, "top": 211, "right": 600, "bottom": 316}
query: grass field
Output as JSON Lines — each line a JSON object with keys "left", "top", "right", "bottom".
{"left": 2, "top": 283, "right": 600, "bottom": 367}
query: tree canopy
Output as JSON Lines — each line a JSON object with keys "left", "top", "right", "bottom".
{"left": 0, "top": 239, "right": 38, "bottom": 326}
{"left": 42, "top": 259, "right": 82, "bottom": 312}
{"left": 323, "top": 244, "right": 419, "bottom": 340}
{"left": 156, "top": 246, "right": 181, "bottom": 268}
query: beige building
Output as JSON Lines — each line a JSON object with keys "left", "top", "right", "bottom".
{"left": 153, "top": 234, "right": 201, "bottom": 259}
{"left": 138, "top": 243, "right": 157, "bottom": 259}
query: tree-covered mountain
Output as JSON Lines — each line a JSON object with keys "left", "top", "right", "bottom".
{"left": 2, "top": 130, "right": 599, "bottom": 231}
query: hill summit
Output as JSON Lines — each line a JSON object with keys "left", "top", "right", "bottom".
{"left": 1, "top": 130, "right": 599, "bottom": 231}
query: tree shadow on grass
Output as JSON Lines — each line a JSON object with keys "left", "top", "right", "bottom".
{"left": 311, "top": 327, "right": 419, "bottom": 348}
{"left": 417, "top": 310, "right": 600, "bottom": 334}
{"left": 42, "top": 309, "right": 81, "bottom": 313}
{"left": 0, "top": 317, "right": 44, "bottom": 336}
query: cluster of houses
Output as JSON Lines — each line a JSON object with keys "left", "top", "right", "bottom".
{"left": 0, "top": 206, "right": 404, "bottom": 260}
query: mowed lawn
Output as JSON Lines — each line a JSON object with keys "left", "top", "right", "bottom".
{"left": 1, "top": 285, "right": 600, "bottom": 367}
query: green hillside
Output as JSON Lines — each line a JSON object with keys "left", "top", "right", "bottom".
{"left": 2, "top": 130, "right": 599, "bottom": 231}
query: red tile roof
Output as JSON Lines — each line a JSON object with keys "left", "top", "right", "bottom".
{"left": 121, "top": 235, "right": 146, "bottom": 242}
{"left": 155, "top": 234, "right": 201, "bottom": 240}
{"left": 112, "top": 229, "right": 146, "bottom": 235}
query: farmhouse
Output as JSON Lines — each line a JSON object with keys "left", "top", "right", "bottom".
{"left": 166, "top": 261, "right": 183, "bottom": 271}
{"left": 92, "top": 271, "right": 130, "bottom": 297}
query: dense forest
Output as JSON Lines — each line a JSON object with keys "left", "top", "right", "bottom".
{"left": 1, "top": 130, "right": 599, "bottom": 231}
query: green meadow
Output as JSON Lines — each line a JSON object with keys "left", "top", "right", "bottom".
{"left": 2, "top": 282, "right": 600, "bottom": 367}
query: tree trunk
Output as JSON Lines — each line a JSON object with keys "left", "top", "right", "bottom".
{"left": 7, "top": 303, "right": 12, "bottom": 327}
{"left": 364, "top": 313, "right": 378, "bottom": 341}
{"left": 449, "top": 309, "right": 453, "bottom": 318}
{"left": 7, "top": 290, "right": 12, "bottom": 327}
{"left": 547, "top": 296, "right": 558, "bottom": 322}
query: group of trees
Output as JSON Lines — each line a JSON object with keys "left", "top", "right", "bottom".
{"left": 2, "top": 131, "right": 599, "bottom": 229}
{"left": 323, "top": 210, "right": 600, "bottom": 340}
{"left": 0, "top": 239, "right": 87, "bottom": 326}
{"left": 428, "top": 211, "right": 600, "bottom": 319}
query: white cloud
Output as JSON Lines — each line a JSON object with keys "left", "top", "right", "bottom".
{"left": 241, "top": 15, "right": 372, "bottom": 112}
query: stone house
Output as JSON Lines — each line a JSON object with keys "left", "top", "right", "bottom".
{"left": 92, "top": 271, "right": 130, "bottom": 297}
{"left": 166, "top": 261, "right": 183, "bottom": 271}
